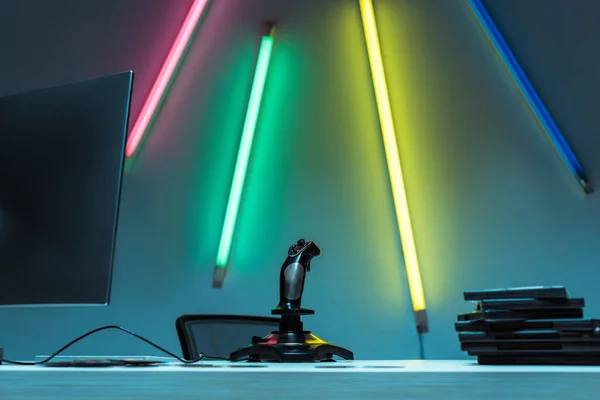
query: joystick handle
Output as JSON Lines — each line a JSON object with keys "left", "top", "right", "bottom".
{"left": 272, "top": 239, "right": 321, "bottom": 315}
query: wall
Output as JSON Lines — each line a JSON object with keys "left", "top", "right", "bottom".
{"left": 0, "top": 0, "right": 599, "bottom": 360}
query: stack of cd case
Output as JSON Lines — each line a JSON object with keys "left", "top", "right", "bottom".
{"left": 455, "top": 286, "right": 600, "bottom": 365}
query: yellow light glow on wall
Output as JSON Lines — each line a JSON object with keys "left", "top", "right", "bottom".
{"left": 359, "top": 0, "right": 428, "bottom": 333}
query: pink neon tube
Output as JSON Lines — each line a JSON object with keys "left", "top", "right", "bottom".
{"left": 125, "top": 0, "right": 209, "bottom": 157}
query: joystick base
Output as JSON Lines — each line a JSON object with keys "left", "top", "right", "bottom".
{"left": 229, "top": 330, "right": 354, "bottom": 363}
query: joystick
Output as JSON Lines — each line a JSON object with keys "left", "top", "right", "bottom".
{"left": 230, "top": 239, "right": 354, "bottom": 362}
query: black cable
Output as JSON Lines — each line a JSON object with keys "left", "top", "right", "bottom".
{"left": 0, "top": 325, "right": 229, "bottom": 365}
{"left": 418, "top": 332, "right": 425, "bottom": 360}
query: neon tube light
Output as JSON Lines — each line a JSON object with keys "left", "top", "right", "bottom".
{"left": 125, "top": 0, "right": 210, "bottom": 158}
{"left": 359, "top": 0, "right": 428, "bottom": 333}
{"left": 468, "top": 0, "right": 592, "bottom": 194}
{"left": 213, "top": 24, "right": 275, "bottom": 288}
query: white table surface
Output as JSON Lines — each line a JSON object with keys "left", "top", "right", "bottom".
{"left": 2, "top": 360, "right": 600, "bottom": 399}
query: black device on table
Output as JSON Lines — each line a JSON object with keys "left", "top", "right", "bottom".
{"left": 229, "top": 239, "right": 354, "bottom": 362}
{"left": 456, "top": 285, "right": 600, "bottom": 365}
{"left": 0, "top": 72, "right": 136, "bottom": 366}
{"left": 463, "top": 286, "right": 569, "bottom": 301}
{"left": 0, "top": 71, "right": 133, "bottom": 306}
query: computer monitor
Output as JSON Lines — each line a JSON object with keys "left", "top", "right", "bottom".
{"left": 0, "top": 71, "right": 133, "bottom": 306}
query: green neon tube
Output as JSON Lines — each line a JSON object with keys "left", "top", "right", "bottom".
{"left": 213, "top": 24, "right": 275, "bottom": 287}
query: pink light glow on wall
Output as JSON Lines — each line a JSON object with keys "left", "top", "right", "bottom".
{"left": 125, "top": 0, "right": 210, "bottom": 157}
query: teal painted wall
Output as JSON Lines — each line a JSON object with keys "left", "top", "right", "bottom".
{"left": 0, "top": 0, "right": 599, "bottom": 360}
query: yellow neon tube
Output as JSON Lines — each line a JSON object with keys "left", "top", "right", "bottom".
{"left": 359, "top": 0, "right": 427, "bottom": 332}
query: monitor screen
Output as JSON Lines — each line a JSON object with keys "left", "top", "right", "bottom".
{"left": 0, "top": 71, "right": 133, "bottom": 306}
